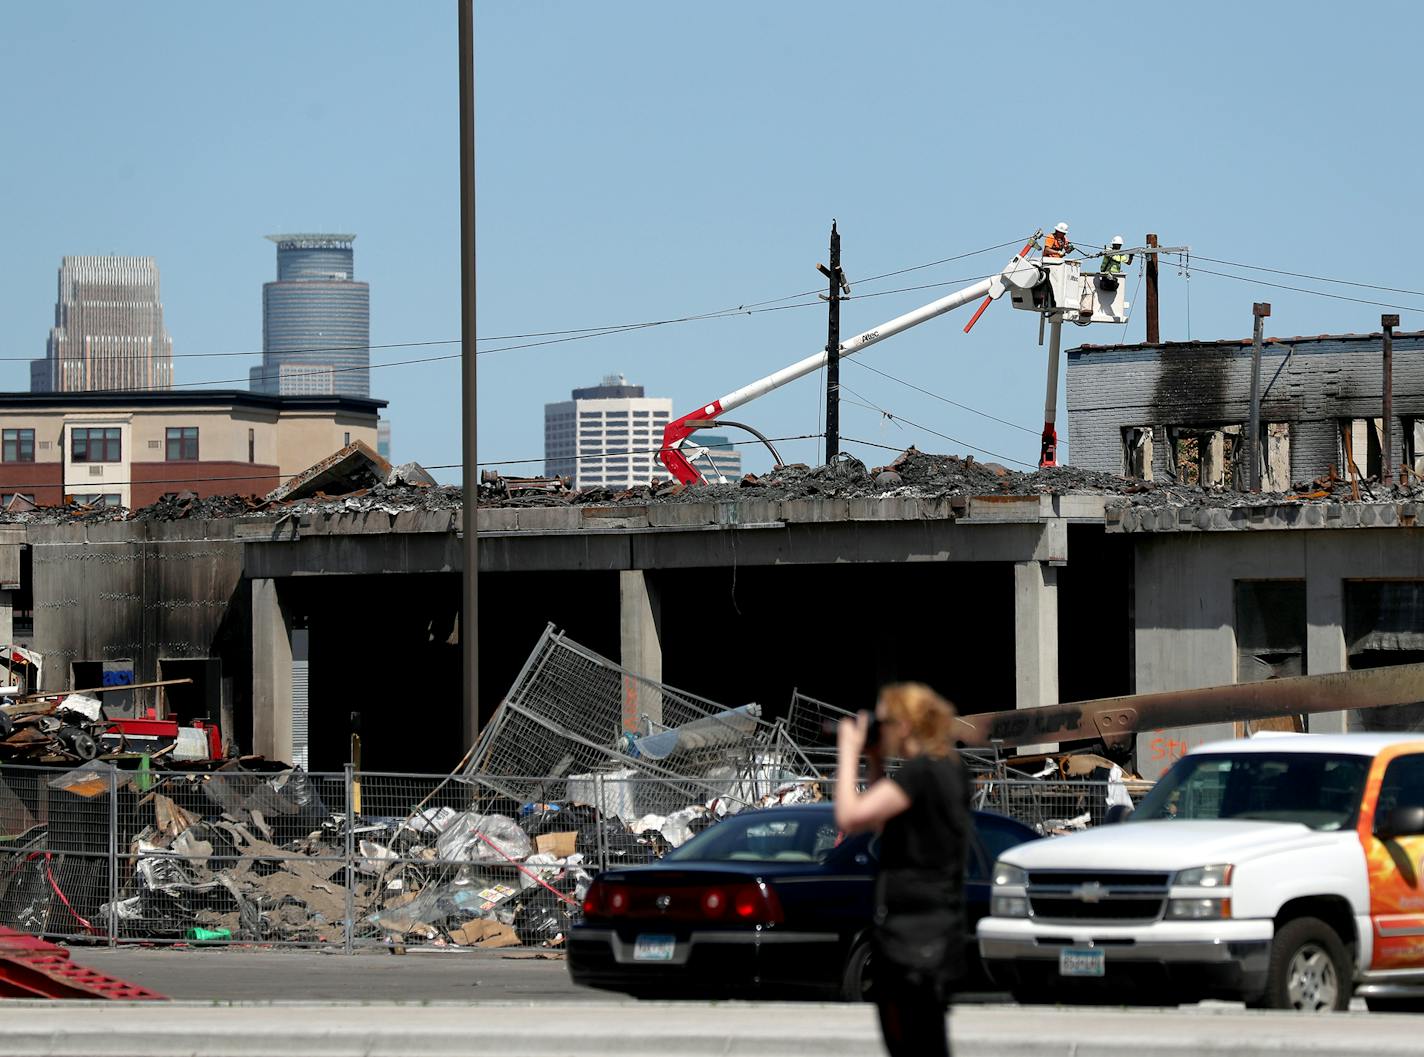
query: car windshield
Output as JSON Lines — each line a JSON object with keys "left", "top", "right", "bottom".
{"left": 1132, "top": 751, "right": 1369, "bottom": 831}
{"left": 664, "top": 813, "right": 841, "bottom": 864}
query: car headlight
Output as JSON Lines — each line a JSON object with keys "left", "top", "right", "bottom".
{"left": 1173, "top": 864, "right": 1233, "bottom": 887}
{"left": 992, "top": 862, "right": 1027, "bottom": 887}
{"left": 1167, "top": 897, "right": 1232, "bottom": 920}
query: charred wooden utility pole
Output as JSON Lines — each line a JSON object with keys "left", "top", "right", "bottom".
{"left": 1383, "top": 313, "right": 1399, "bottom": 482}
{"left": 458, "top": 0, "right": 479, "bottom": 751}
{"left": 1247, "top": 302, "right": 1270, "bottom": 492}
{"left": 819, "top": 222, "right": 849, "bottom": 462}
{"left": 1145, "top": 233, "right": 1160, "bottom": 343}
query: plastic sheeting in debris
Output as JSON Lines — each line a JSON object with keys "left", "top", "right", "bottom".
{"left": 633, "top": 704, "right": 763, "bottom": 760}
{"left": 434, "top": 812, "right": 532, "bottom": 864}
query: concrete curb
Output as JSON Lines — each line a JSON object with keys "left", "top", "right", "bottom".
{"left": 0, "top": 1002, "right": 1414, "bottom": 1056}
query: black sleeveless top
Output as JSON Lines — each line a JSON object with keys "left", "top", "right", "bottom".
{"left": 872, "top": 753, "right": 972, "bottom": 989}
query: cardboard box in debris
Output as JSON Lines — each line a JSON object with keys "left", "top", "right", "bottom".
{"left": 0, "top": 755, "right": 827, "bottom": 949}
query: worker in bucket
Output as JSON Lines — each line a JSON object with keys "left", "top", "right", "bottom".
{"left": 835, "top": 683, "right": 970, "bottom": 1057}
{"left": 1042, "top": 221, "right": 1072, "bottom": 259}
{"left": 1098, "top": 235, "right": 1134, "bottom": 290}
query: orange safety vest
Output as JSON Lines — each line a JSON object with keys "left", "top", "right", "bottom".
{"left": 1043, "top": 232, "right": 1069, "bottom": 258}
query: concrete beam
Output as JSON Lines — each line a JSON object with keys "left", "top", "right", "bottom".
{"left": 1014, "top": 560, "right": 1059, "bottom": 753}
{"left": 619, "top": 570, "right": 663, "bottom": 733}
{"left": 251, "top": 578, "right": 293, "bottom": 762}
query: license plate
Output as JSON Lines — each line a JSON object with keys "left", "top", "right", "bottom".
{"left": 633, "top": 934, "right": 676, "bottom": 962}
{"left": 1059, "top": 947, "right": 1105, "bottom": 977}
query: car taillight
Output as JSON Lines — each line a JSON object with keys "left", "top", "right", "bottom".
{"left": 730, "top": 882, "right": 783, "bottom": 925}
{"left": 582, "top": 881, "right": 629, "bottom": 918}
{"left": 701, "top": 888, "right": 728, "bottom": 917}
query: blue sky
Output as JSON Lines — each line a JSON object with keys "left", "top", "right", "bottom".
{"left": 2, "top": 2, "right": 1421, "bottom": 477}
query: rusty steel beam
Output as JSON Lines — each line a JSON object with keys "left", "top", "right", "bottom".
{"left": 955, "top": 662, "right": 1424, "bottom": 751}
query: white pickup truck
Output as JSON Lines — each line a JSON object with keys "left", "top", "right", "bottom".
{"left": 978, "top": 733, "right": 1424, "bottom": 1012}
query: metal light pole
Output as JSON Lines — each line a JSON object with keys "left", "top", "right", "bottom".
{"left": 458, "top": 0, "right": 479, "bottom": 750}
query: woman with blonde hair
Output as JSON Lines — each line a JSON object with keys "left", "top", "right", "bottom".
{"left": 835, "top": 682, "right": 970, "bottom": 1057}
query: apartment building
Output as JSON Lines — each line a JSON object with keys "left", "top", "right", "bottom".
{"left": 0, "top": 390, "right": 384, "bottom": 509}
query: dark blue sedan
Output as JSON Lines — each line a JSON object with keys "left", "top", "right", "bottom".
{"left": 568, "top": 802, "right": 1037, "bottom": 1001}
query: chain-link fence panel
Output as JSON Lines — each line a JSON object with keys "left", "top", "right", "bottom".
{"left": 466, "top": 625, "right": 820, "bottom": 820}
{"left": 980, "top": 778, "right": 1152, "bottom": 833}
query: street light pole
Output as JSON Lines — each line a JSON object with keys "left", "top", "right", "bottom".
{"left": 458, "top": 0, "right": 479, "bottom": 751}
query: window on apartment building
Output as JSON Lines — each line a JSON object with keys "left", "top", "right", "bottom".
{"left": 165, "top": 427, "right": 199, "bottom": 461}
{"left": 70, "top": 427, "right": 121, "bottom": 463}
{"left": 1340, "top": 418, "right": 1384, "bottom": 479}
{"left": 248, "top": 429, "right": 255, "bottom": 464}
{"left": 2, "top": 429, "right": 34, "bottom": 463}
{"left": 69, "top": 493, "right": 123, "bottom": 508}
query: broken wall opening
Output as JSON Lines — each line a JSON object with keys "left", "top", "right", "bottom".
{"left": 159, "top": 658, "right": 222, "bottom": 726}
{"left": 1346, "top": 581, "right": 1424, "bottom": 731}
{"left": 72, "top": 660, "right": 136, "bottom": 718}
{"left": 1234, "top": 580, "right": 1306, "bottom": 734}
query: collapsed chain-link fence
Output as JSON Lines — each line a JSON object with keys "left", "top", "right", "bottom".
{"left": 466, "top": 626, "right": 821, "bottom": 820}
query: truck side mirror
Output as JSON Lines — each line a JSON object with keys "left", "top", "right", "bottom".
{"left": 1375, "top": 805, "right": 1424, "bottom": 841}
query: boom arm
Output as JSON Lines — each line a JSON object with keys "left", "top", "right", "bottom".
{"left": 658, "top": 238, "right": 1043, "bottom": 484}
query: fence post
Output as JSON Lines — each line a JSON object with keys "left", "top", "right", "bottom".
{"left": 107, "top": 765, "right": 118, "bottom": 948}
{"left": 343, "top": 764, "right": 355, "bottom": 954}
{"left": 594, "top": 774, "right": 607, "bottom": 872}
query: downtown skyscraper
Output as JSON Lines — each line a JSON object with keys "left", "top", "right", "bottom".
{"left": 249, "top": 233, "right": 370, "bottom": 398}
{"left": 32, "top": 256, "right": 174, "bottom": 393}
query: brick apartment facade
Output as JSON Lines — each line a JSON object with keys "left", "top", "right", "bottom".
{"left": 0, "top": 390, "right": 385, "bottom": 509}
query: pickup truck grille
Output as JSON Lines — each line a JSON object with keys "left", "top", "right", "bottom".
{"left": 1026, "top": 871, "right": 1170, "bottom": 923}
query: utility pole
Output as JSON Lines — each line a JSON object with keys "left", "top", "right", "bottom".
{"left": 1145, "top": 233, "right": 1160, "bottom": 343}
{"left": 1247, "top": 302, "right": 1270, "bottom": 492}
{"left": 458, "top": 0, "right": 479, "bottom": 751}
{"left": 1383, "top": 313, "right": 1399, "bottom": 482}
{"left": 818, "top": 222, "right": 849, "bottom": 463}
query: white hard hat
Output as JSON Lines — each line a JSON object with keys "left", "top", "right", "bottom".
{"left": 1111, "top": 235, "right": 1124, "bottom": 247}
{"left": 1055, "top": 222, "right": 1069, "bottom": 234}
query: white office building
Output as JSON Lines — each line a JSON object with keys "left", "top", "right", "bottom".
{"left": 544, "top": 375, "right": 672, "bottom": 489}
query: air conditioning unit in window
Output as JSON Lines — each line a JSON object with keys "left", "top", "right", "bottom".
{"left": 89, "top": 465, "right": 103, "bottom": 477}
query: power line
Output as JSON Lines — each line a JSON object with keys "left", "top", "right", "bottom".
{"left": 836, "top": 389, "right": 1034, "bottom": 468}
{"left": 1183, "top": 262, "right": 1424, "bottom": 313}
{"left": 842, "top": 359, "right": 1039, "bottom": 435}
{"left": 1190, "top": 255, "right": 1424, "bottom": 300}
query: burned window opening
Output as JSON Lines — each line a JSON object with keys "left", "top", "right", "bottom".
{"left": 1170, "top": 425, "right": 1241, "bottom": 489}
{"left": 1404, "top": 418, "right": 1424, "bottom": 478}
{"left": 1121, "top": 426, "right": 1154, "bottom": 481}
{"left": 1234, "top": 580, "right": 1307, "bottom": 735}
{"left": 1339, "top": 418, "right": 1384, "bottom": 480}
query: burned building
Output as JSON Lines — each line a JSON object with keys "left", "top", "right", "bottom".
{"left": 1066, "top": 330, "right": 1424, "bottom": 489}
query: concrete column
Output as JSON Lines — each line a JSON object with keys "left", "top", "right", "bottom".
{"left": 0, "top": 591, "right": 14, "bottom": 645}
{"left": 1014, "top": 560, "right": 1059, "bottom": 753}
{"left": 251, "top": 578, "right": 294, "bottom": 762}
{"left": 1305, "top": 541, "right": 1350, "bottom": 734}
{"left": 619, "top": 570, "right": 663, "bottom": 734}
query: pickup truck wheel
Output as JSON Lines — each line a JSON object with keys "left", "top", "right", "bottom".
{"left": 1261, "top": 917, "right": 1350, "bottom": 1012}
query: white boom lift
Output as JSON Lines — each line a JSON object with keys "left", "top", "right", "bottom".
{"left": 657, "top": 230, "right": 1130, "bottom": 483}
